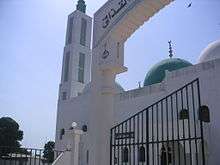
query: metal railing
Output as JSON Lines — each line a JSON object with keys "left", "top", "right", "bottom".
{"left": 0, "top": 146, "right": 63, "bottom": 165}
{"left": 110, "top": 78, "right": 206, "bottom": 165}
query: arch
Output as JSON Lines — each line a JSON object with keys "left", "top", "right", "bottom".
{"left": 93, "top": 0, "right": 174, "bottom": 47}
{"left": 89, "top": 1, "right": 175, "bottom": 165}
{"left": 92, "top": 0, "right": 174, "bottom": 74}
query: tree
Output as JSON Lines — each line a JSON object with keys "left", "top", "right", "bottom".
{"left": 0, "top": 117, "right": 23, "bottom": 155}
{"left": 43, "top": 141, "right": 55, "bottom": 163}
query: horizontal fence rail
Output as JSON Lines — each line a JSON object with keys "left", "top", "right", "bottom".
{"left": 110, "top": 78, "right": 206, "bottom": 165}
{"left": 0, "top": 146, "right": 63, "bottom": 165}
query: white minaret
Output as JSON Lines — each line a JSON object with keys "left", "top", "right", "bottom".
{"left": 55, "top": 0, "right": 92, "bottom": 150}
{"left": 59, "top": 0, "right": 92, "bottom": 100}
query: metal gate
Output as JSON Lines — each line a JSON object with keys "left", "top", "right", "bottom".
{"left": 110, "top": 79, "right": 206, "bottom": 165}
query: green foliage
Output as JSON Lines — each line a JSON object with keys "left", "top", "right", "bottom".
{"left": 43, "top": 141, "right": 55, "bottom": 163}
{"left": 0, "top": 117, "right": 23, "bottom": 155}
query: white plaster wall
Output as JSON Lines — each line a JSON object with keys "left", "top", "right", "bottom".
{"left": 113, "top": 59, "right": 220, "bottom": 164}
{"left": 56, "top": 57, "right": 220, "bottom": 165}
{"left": 55, "top": 93, "right": 90, "bottom": 151}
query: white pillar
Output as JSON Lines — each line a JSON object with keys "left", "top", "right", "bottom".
{"left": 65, "top": 129, "right": 84, "bottom": 165}
{"left": 88, "top": 66, "right": 117, "bottom": 165}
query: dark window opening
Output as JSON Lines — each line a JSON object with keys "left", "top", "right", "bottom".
{"left": 59, "top": 128, "right": 65, "bottom": 140}
{"left": 64, "top": 52, "right": 70, "bottom": 82}
{"left": 161, "top": 145, "right": 172, "bottom": 165}
{"left": 67, "top": 17, "right": 74, "bottom": 45}
{"left": 62, "top": 92, "right": 67, "bottom": 100}
{"left": 82, "top": 125, "right": 88, "bottom": 132}
{"left": 86, "top": 150, "right": 89, "bottom": 164}
{"left": 122, "top": 147, "right": 129, "bottom": 163}
{"left": 179, "top": 109, "right": 189, "bottom": 120}
{"left": 138, "top": 146, "right": 145, "bottom": 162}
{"left": 199, "top": 105, "right": 210, "bottom": 122}
{"left": 78, "top": 53, "right": 85, "bottom": 83}
{"left": 80, "top": 18, "right": 87, "bottom": 46}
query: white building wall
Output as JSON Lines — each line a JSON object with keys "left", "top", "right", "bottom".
{"left": 55, "top": 93, "right": 90, "bottom": 151}
{"left": 56, "top": 58, "right": 220, "bottom": 165}
{"left": 113, "top": 59, "right": 220, "bottom": 165}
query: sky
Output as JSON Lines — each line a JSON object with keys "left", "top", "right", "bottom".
{"left": 0, "top": 0, "right": 219, "bottom": 148}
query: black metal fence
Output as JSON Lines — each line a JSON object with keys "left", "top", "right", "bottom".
{"left": 0, "top": 147, "right": 63, "bottom": 165}
{"left": 110, "top": 79, "right": 206, "bottom": 165}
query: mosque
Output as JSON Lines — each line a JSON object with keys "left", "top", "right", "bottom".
{"left": 55, "top": 0, "right": 220, "bottom": 165}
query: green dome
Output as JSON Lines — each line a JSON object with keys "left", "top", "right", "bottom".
{"left": 144, "top": 58, "right": 193, "bottom": 86}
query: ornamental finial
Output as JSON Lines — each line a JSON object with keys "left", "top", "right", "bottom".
{"left": 76, "top": 0, "right": 86, "bottom": 13}
{"left": 168, "top": 40, "right": 174, "bottom": 58}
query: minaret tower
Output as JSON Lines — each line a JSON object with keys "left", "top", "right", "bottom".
{"left": 59, "top": 0, "right": 92, "bottom": 100}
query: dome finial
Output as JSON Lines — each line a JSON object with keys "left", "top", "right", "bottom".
{"left": 168, "top": 40, "right": 174, "bottom": 58}
{"left": 76, "top": 0, "right": 86, "bottom": 13}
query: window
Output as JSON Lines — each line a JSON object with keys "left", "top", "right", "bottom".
{"left": 122, "top": 147, "right": 129, "bottom": 163}
{"left": 199, "top": 105, "right": 210, "bottom": 122}
{"left": 66, "top": 17, "right": 74, "bottom": 45}
{"left": 86, "top": 150, "right": 89, "bottom": 164}
{"left": 64, "top": 52, "right": 70, "bottom": 82}
{"left": 160, "top": 145, "right": 172, "bottom": 165}
{"left": 138, "top": 146, "right": 145, "bottom": 162}
{"left": 179, "top": 109, "right": 189, "bottom": 120}
{"left": 59, "top": 128, "right": 65, "bottom": 140}
{"left": 78, "top": 53, "right": 85, "bottom": 83}
{"left": 62, "top": 92, "right": 67, "bottom": 100}
{"left": 80, "top": 18, "right": 87, "bottom": 46}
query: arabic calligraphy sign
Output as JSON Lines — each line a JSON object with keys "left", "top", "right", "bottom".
{"left": 102, "top": 0, "right": 132, "bottom": 29}
{"left": 93, "top": 0, "right": 137, "bottom": 47}
{"left": 115, "top": 132, "right": 135, "bottom": 140}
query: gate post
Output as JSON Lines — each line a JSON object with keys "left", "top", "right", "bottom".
{"left": 66, "top": 129, "right": 84, "bottom": 165}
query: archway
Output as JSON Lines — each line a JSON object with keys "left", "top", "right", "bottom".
{"left": 89, "top": 1, "right": 174, "bottom": 165}
{"left": 92, "top": 0, "right": 174, "bottom": 77}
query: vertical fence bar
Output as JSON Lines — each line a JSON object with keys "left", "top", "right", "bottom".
{"left": 34, "top": 149, "right": 36, "bottom": 165}
{"left": 117, "top": 126, "right": 120, "bottom": 165}
{"left": 175, "top": 92, "right": 181, "bottom": 165}
{"left": 110, "top": 128, "right": 113, "bottom": 165}
{"left": 186, "top": 86, "right": 193, "bottom": 165}
{"left": 161, "top": 100, "right": 164, "bottom": 165}
{"left": 165, "top": 97, "right": 169, "bottom": 165}
{"left": 137, "top": 114, "right": 140, "bottom": 165}
{"left": 170, "top": 95, "right": 175, "bottom": 165}
{"left": 129, "top": 119, "right": 132, "bottom": 165}
{"left": 141, "top": 112, "right": 144, "bottom": 165}
{"left": 25, "top": 149, "right": 28, "bottom": 165}
{"left": 29, "top": 149, "right": 32, "bottom": 165}
{"left": 146, "top": 109, "right": 149, "bottom": 165}
{"left": 191, "top": 83, "right": 199, "bottom": 165}
{"left": 181, "top": 90, "right": 187, "bottom": 165}
{"left": 151, "top": 107, "right": 154, "bottom": 165}
{"left": 156, "top": 103, "right": 159, "bottom": 165}
{"left": 39, "top": 150, "right": 41, "bottom": 165}
{"left": 120, "top": 124, "right": 123, "bottom": 165}
{"left": 133, "top": 116, "right": 136, "bottom": 165}
{"left": 114, "top": 128, "right": 116, "bottom": 165}
{"left": 197, "top": 80, "right": 206, "bottom": 165}
{"left": 125, "top": 121, "right": 128, "bottom": 165}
